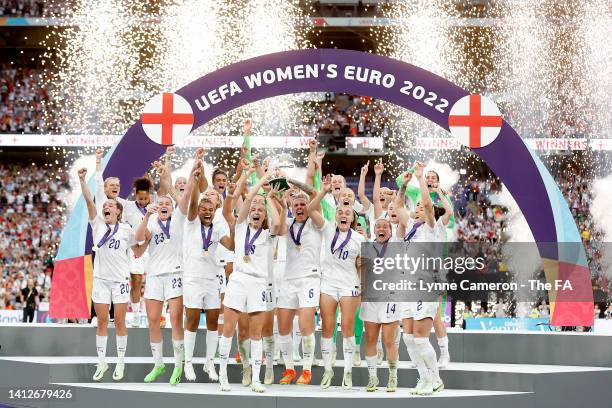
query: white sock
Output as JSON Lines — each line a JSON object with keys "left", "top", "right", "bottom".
{"left": 206, "top": 330, "right": 219, "bottom": 362}
{"left": 132, "top": 302, "right": 139, "bottom": 315}
{"left": 402, "top": 333, "right": 417, "bottom": 363}
{"left": 437, "top": 336, "right": 449, "bottom": 355}
{"left": 219, "top": 335, "right": 232, "bottom": 378}
{"left": 302, "top": 333, "right": 315, "bottom": 371}
{"left": 279, "top": 334, "right": 294, "bottom": 370}
{"left": 366, "top": 354, "right": 377, "bottom": 378}
{"left": 250, "top": 339, "right": 263, "bottom": 383}
{"left": 172, "top": 339, "right": 184, "bottom": 368}
{"left": 263, "top": 336, "right": 274, "bottom": 370}
{"left": 116, "top": 335, "right": 127, "bottom": 363}
{"left": 321, "top": 336, "right": 333, "bottom": 371}
{"left": 389, "top": 358, "right": 398, "bottom": 376}
{"left": 96, "top": 335, "right": 107, "bottom": 365}
{"left": 184, "top": 330, "right": 197, "bottom": 363}
{"left": 273, "top": 317, "right": 280, "bottom": 357}
{"left": 342, "top": 336, "right": 355, "bottom": 374}
{"left": 150, "top": 341, "right": 163, "bottom": 367}
{"left": 238, "top": 338, "right": 251, "bottom": 368}
{"left": 414, "top": 337, "right": 439, "bottom": 382}
{"left": 292, "top": 316, "right": 301, "bottom": 355}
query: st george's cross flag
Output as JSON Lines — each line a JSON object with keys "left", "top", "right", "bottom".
{"left": 448, "top": 94, "right": 502, "bottom": 148}
{"left": 141, "top": 92, "right": 194, "bottom": 146}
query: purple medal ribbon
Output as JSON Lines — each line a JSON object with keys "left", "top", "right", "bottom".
{"left": 157, "top": 217, "right": 171, "bottom": 239}
{"left": 202, "top": 224, "right": 214, "bottom": 251}
{"left": 289, "top": 219, "right": 305, "bottom": 247}
{"left": 245, "top": 225, "right": 263, "bottom": 256}
{"left": 330, "top": 227, "right": 352, "bottom": 254}
{"left": 222, "top": 190, "right": 227, "bottom": 199}
{"left": 403, "top": 221, "right": 424, "bottom": 242}
{"left": 373, "top": 239, "right": 389, "bottom": 258}
{"left": 136, "top": 203, "right": 147, "bottom": 216}
{"left": 97, "top": 222, "right": 119, "bottom": 248}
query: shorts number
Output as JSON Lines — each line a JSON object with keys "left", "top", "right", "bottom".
{"left": 108, "top": 238, "right": 120, "bottom": 249}
{"left": 154, "top": 233, "right": 165, "bottom": 245}
{"left": 172, "top": 277, "right": 182, "bottom": 289}
{"left": 337, "top": 250, "right": 349, "bottom": 260}
{"left": 386, "top": 303, "right": 396, "bottom": 314}
{"left": 351, "top": 290, "right": 359, "bottom": 297}
{"left": 308, "top": 288, "right": 314, "bottom": 299}
{"left": 262, "top": 290, "right": 272, "bottom": 302}
{"left": 119, "top": 283, "right": 130, "bottom": 294}
{"left": 218, "top": 275, "right": 224, "bottom": 286}
{"left": 416, "top": 300, "right": 423, "bottom": 311}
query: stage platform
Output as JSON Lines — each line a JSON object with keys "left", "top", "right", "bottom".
{"left": 0, "top": 324, "right": 611, "bottom": 408}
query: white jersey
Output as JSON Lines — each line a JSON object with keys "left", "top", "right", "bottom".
{"left": 320, "top": 220, "right": 365, "bottom": 289}
{"left": 183, "top": 217, "right": 229, "bottom": 280}
{"left": 90, "top": 216, "right": 135, "bottom": 282}
{"left": 145, "top": 209, "right": 186, "bottom": 276}
{"left": 233, "top": 219, "right": 276, "bottom": 281}
{"left": 283, "top": 217, "right": 323, "bottom": 281}
{"left": 122, "top": 200, "right": 152, "bottom": 229}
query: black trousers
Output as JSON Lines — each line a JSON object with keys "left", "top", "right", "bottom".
{"left": 22, "top": 307, "right": 35, "bottom": 323}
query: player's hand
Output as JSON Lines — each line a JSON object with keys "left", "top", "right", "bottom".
{"left": 193, "top": 167, "right": 202, "bottom": 180}
{"left": 374, "top": 159, "right": 384, "bottom": 176}
{"left": 166, "top": 146, "right": 176, "bottom": 156}
{"left": 146, "top": 203, "right": 158, "bottom": 215}
{"left": 308, "top": 138, "right": 317, "bottom": 153}
{"left": 315, "top": 151, "right": 325, "bottom": 170}
{"left": 243, "top": 118, "right": 252, "bottom": 134}
{"left": 360, "top": 160, "right": 370, "bottom": 177}
{"left": 95, "top": 148, "right": 104, "bottom": 163}
{"left": 402, "top": 171, "right": 412, "bottom": 185}
{"left": 239, "top": 158, "right": 250, "bottom": 171}
{"left": 194, "top": 147, "right": 204, "bottom": 160}
{"left": 78, "top": 168, "right": 87, "bottom": 180}
{"left": 322, "top": 174, "right": 332, "bottom": 193}
{"left": 227, "top": 182, "right": 237, "bottom": 195}
{"left": 414, "top": 161, "right": 426, "bottom": 178}
{"left": 252, "top": 153, "right": 260, "bottom": 168}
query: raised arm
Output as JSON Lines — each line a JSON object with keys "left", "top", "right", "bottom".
{"left": 94, "top": 148, "right": 106, "bottom": 214}
{"left": 266, "top": 186, "right": 283, "bottom": 235}
{"left": 358, "top": 160, "right": 372, "bottom": 212}
{"left": 305, "top": 139, "right": 317, "bottom": 188}
{"left": 157, "top": 146, "right": 175, "bottom": 196}
{"left": 223, "top": 181, "right": 238, "bottom": 228}
{"left": 307, "top": 174, "right": 332, "bottom": 229}
{"left": 415, "top": 162, "right": 435, "bottom": 228}
{"left": 78, "top": 168, "right": 96, "bottom": 221}
{"left": 179, "top": 159, "right": 200, "bottom": 216}
{"left": 236, "top": 166, "right": 272, "bottom": 225}
{"left": 435, "top": 186, "right": 453, "bottom": 226}
{"left": 135, "top": 203, "right": 155, "bottom": 243}
{"left": 193, "top": 147, "right": 208, "bottom": 193}
{"left": 373, "top": 159, "right": 384, "bottom": 218}
{"left": 395, "top": 171, "right": 412, "bottom": 239}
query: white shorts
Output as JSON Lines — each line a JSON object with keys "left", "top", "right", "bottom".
{"left": 218, "top": 273, "right": 226, "bottom": 294}
{"left": 321, "top": 282, "right": 360, "bottom": 302}
{"left": 129, "top": 250, "right": 147, "bottom": 275}
{"left": 360, "top": 302, "right": 401, "bottom": 324}
{"left": 402, "top": 301, "right": 438, "bottom": 321}
{"left": 266, "top": 283, "right": 276, "bottom": 312}
{"left": 277, "top": 277, "right": 320, "bottom": 309}
{"left": 272, "top": 260, "right": 286, "bottom": 299}
{"left": 144, "top": 273, "right": 183, "bottom": 302}
{"left": 223, "top": 272, "right": 267, "bottom": 313}
{"left": 92, "top": 277, "right": 130, "bottom": 304}
{"left": 183, "top": 277, "right": 221, "bottom": 310}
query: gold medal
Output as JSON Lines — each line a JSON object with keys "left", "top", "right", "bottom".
{"left": 296, "top": 245, "right": 301, "bottom": 251}
{"left": 243, "top": 255, "right": 251, "bottom": 263}
{"left": 203, "top": 250, "right": 209, "bottom": 257}
{"left": 91, "top": 245, "right": 98, "bottom": 252}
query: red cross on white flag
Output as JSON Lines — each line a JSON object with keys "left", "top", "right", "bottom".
{"left": 448, "top": 94, "right": 502, "bottom": 148}
{"left": 141, "top": 92, "right": 194, "bottom": 146}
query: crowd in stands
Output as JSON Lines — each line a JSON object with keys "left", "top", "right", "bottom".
{"left": 0, "top": 162, "right": 70, "bottom": 313}
{"left": 308, "top": 93, "right": 389, "bottom": 138}
{"left": 0, "top": 65, "right": 50, "bottom": 133}
{"left": 0, "top": 0, "right": 43, "bottom": 17}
